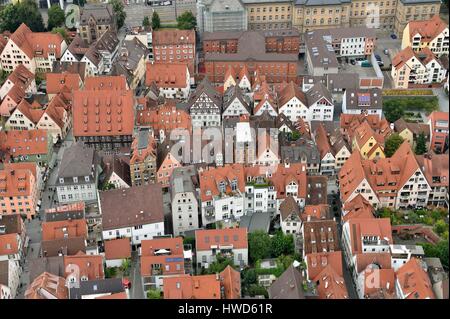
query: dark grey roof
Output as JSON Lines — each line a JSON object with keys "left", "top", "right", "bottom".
{"left": 345, "top": 88, "right": 382, "bottom": 110}
{"left": 223, "top": 85, "right": 252, "bottom": 114}
{"left": 0, "top": 214, "right": 22, "bottom": 234}
{"left": 41, "top": 237, "right": 86, "bottom": 257}
{"left": 326, "top": 73, "right": 359, "bottom": 91}
{"left": 45, "top": 209, "right": 85, "bottom": 223}
{"left": 306, "top": 176, "right": 328, "bottom": 205}
{"left": 113, "top": 38, "right": 149, "bottom": 85}
{"left": 29, "top": 257, "right": 65, "bottom": 283}
{"left": 305, "top": 82, "right": 333, "bottom": 107}
{"left": 69, "top": 278, "right": 124, "bottom": 299}
{"left": 268, "top": 265, "right": 305, "bottom": 299}
{"left": 239, "top": 213, "right": 271, "bottom": 233}
{"left": 170, "top": 165, "right": 199, "bottom": 198}
{"left": 101, "top": 154, "right": 131, "bottom": 187}
{"left": 58, "top": 142, "right": 95, "bottom": 179}
{"left": 52, "top": 61, "right": 87, "bottom": 81}
{"left": 85, "top": 30, "right": 119, "bottom": 66}
{"left": 100, "top": 184, "right": 164, "bottom": 230}
{"left": 137, "top": 128, "right": 150, "bottom": 150}
{"left": 280, "top": 136, "right": 321, "bottom": 164}
{"left": 80, "top": 4, "right": 115, "bottom": 26}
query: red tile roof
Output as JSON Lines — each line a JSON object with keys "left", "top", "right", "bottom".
{"left": 342, "top": 194, "right": 375, "bottom": 223}
{"left": 136, "top": 101, "right": 192, "bottom": 133}
{"left": 396, "top": 258, "right": 435, "bottom": 299}
{"left": 348, "top": 219, "right": 392, "bottom": 255}
{"left": 46, "top": 72, "right": 81, "bottom": 95}
{"left": 145, "top": 62, "right": 189, "bottom": 88}
{"left": 104, "top": 238, "right": 131, "bottom": 260}
{"left": 0, "top": 233, "right": 20, "bottom": 255}
{"left": 5, "top": 64, "right": 35, "bottom": 89}
{"left": 72, "top": 89, "right": 134, "bottom": 137}
{"left": 220, "top": 265, "right": 241, "bottom": 299}
{"left": 24, "top": 272, "right": 68, "bottom": 299}
{"left": 64, "top": 252, "right": 104, "bottom": 280}
{"left": 10, "top": 23, "right": 64, "bottom": 59}
{"left": 84, "top": 75, "right": 128, "bottom": 91}
{"left": 199, "top": 164, "right": 246, "bottom": 202}
{"left": 0, "top": 129, "right": 50, "bottom": 157}
{"left": 163, "top": 274, "right": 221, "bottom": 299}
{"left": 0, "top": 167, "right": 34, "bottom": 197}
{"left": 362, "top": 268, "right": 395, "bottom": 298}
{"left": 195, "top": 228, "right": 248, "bottom": 251}
{"left": 277, "top": 81, "right": 306, "bottom": 107}
{"left": 41, "top": 219, "right": 88, "bottom": 241}
{"left": 407, "top": 15, "right": 448, "bottom": 43}
{"left": 153, "top": 29, "right": 195, "bottom": 46}
{"left": 140, "top": 237, "right": 185, "bottom": 277}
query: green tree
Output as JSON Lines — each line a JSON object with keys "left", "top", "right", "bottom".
{"left": 143, "top": 16, "right": 150, "bottom": 29}
{"left": 384, "top": 133, "right": 404, "bottom": 157}
{"left": 434, "top": 219, "right": 447, "bottom": 236}
{"left": 0, "top": 0, "right": 45, "bottom": 32}
{"left": 242, "top": 268, "right": 257, "bottom": 287}
{"left": 52, "top": 27, "right": 69, "bottom": 43}
{"left": 383, "top": 100, "right": 405, "bottom": 123}
{"left": 248, "top": 231, "right": 271, "bottom": 264}
{"left": 415, "top": 132, "right": 427, "bottom": 155}
{"left": 120, "top": 258, "right": 131, "bottom": 276}
{"left": 247, "top": 284, "right": 268, "bottom": 298}
{"left": 176, "top": 11, "right": 196, "bottom": 30}
{"left": 0, "top": 70, "right": 9, "bottom": 86}
{"left": 420, "top": 240, "right": 449, "bottom": 269}
{"left": 204, "top": 254, "right": 234, "bottom": 274}
{"left": 151, "top": 11, "right": 161, "bottom": 30}
{"left": 109, "top": 0, "right": 126, "bottom": 29}
{"left": 47, "top": 4, "right": 65, "bottom": 30}
{"left": 104, "top": 267, "right": 117, "bottom": 278}
{"left": 147, "top": 289, "right": 162, "bottom": 299}
{"left": 102, "top": 182, "right": 116, "bottom": 190}
{"left": 290, "top": 130, "right": 301, "bottom": 141}
{"left": 183, "top": 236, "right": 195, "bottom": 250}
{"left": 270, "top": 231, "right": 294, "bottom": 258}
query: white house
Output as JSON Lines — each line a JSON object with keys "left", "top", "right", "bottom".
{"left": 195, "top": 228, "right": 248, "bottom": 270}
{"left": 305, "top": 83, "right": 334, "bottom": 122}
{"left": 278, "top": 82, "right": 308, "bottom": 123}
{"left": 0, "top": 64, "right": 36, "bottom": 100}
{"left": 146, "top": 62, "right": 191, "bottom": 100}
{"left": 187, "top": 77, "right": 223, "bottom": 128}
{"left": 100, "top": 184, "right": 165, "bottom": 247}
{"left": 279, "top": 196, "right": 302, "bottom": 235}
{"left": 222, "top": 85, "right": 251, "bottom": 119}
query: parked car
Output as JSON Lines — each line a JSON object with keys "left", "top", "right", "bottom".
{"left": 375, "top": 54, "right": 382, "bottom": 61}
{"left": 350, "top": 59, "right": 356, "bottom": 65}
{"left": 390, "top": 34, "right": 397, "bottom": 39}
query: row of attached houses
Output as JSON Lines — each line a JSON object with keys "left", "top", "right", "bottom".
{"left": 339, "top": 141, "right": 449, "bottom": 210}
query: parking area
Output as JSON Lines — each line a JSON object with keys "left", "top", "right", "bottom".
{"left": 341, "top": 60, "right": 380, "bottom": 78}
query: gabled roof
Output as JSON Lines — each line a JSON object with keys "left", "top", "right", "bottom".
{"left": 64, "top": 252, "right": 104, "bottom": 281}
{"left": 145, "top": 62, "right": 189, "bottom": 88}
{"left": 342, "top": 194, "right": 375, "bottom": 223}
{"left": 186, "top": 76, "right": 222, "bottom": 111}
{"left": 416, "top": 153, "right": 449, "bottom": 187}
{"left": 84, "top": 75, "right": 128, "bottom": 90}
{"left": 4, "top": 64, "right": 35, "bottom": 88}
{"left": 199, "top": 164, "right": 246, "bottom": 202}
{"left": 347, "top": 219, "right": 392, "bottom": 255}
{"left": 25, "top": 272, "right": 68, "bottom": 299}
{"left": 279, "top": 196, "right": 300, "bottom": 221}
{"left": 46, "top": 72, "right": 81, "bottom": 95}
{"left": 305, "top": 82, "right": 332, "bottom": 107}
{"left": 407, "top": 15, "right": 448, "bottom": 43}
{"left": 42, "top": 219, "right": 88, "bottom": 241}
{"left": 163, "top": 274, "right": 221, "bottom": 299}
{"left": 9, "top": 23, "right": 64, "bottom": 59}
{"left": 220, "top": 265, "right": 241, "bottom": 299}
{"left": 396, "top": 258, "right": 435, "bottom": 299}
{"left": 278, "top": 82, "right": 306, "bottom": 107}
{"left": 268, "top": 265, "right": 305, "bottom": 299}
{"left": 223, "top": 85, "right": 251, "bottom": 114}
{"left": 314, "top": 123, "right": 334, "bottom": 159}
{"left": 0, "top": 129, "right": 50, "bottom": 157}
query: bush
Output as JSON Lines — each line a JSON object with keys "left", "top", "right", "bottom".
{"left": 105, "top": 267, "right": 117, "bottom": 278}
{"left": 147, "top": 289, "right": 162, "bottom": 299}
{"left": 247, "top": 284, "right": 268, "bottom": 298}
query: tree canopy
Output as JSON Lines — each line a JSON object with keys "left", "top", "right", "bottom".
{"left": 109, "top": 0, "right": 126, "bottom": 29}
{"left": 203, "top": 254, "right": 235, "bottom": 274}
{"left": 52, "top": 27, "right": 69, "bottom": 43}
{"left": 270, "top": 231, "right": 295, "bottom": 257}
{"left": 176, "top": 11, "right": 196, "bottom": 30}
{"left": 415, "top": 132, "right": 427, "bottom": 155}
{"left": 47, "top": 4, "right": 65, "bottom": 31}
{"left": 143, "top": 16, "right": 150, "bottom": 29}
{"left": 248, "top": 231, "right": 272, "bottom": 264}
{"left": 0, "top": 0, "right": 45, "bottom": 33}
{"left": 151, "top": 11, "right": 161, "bottom": 30}
{"left": 420, "top": 240, "right": 449, "bottom": 269}
{"left": 384, "top": 133, "right": 404, "bottom": 157}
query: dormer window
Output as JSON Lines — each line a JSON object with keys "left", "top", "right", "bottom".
{"left": 73, "top": 177, "right": 78, "bottom": 183}
{"left": 219, "top": 181, "right": 226, "bottom": 193}
{"left": 85, "top": 176, "right": 90, "bottom": 182}
{"left": 59, "top": 178, "right": 64, "bottom": 184}
{"left": 231, "top": 179, "right": 237, "bottom": 191}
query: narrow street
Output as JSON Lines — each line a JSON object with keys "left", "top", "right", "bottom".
{"left": 130, "top": 251, "right": 145, "bottom": 299}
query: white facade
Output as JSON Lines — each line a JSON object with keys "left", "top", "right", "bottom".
{"left": 57, "top": 178, "right": 98, "bottom": 204}
{"left": 171, "top": 191, "right": 199, "bottom": 237}
{"left": 159, "top": 69, "right": 190, "bottom": 100}
{"left": 395, "top": 168, "right": 431, "bottom": 210}
{"left": 342, "top": 178, "right": 380, "bottom": 209}
{"left": 339, "top": 37, "right": 367, "bottom": 57}
{"left": 278, "top": 96, "right": 308, "bottom": 123}
{"left": 81, "top": 55, "right": 102, "bottom": 77}
{"left": 102, "top": 221, "right": 165, "bottom": 246}
{"left": 61, "top": 49, "right": 79, "bottom": 63}
{"left": 36, "top": 110, "right": 70, "bottom": 144}
{"left": 106, "top": 172, "right": 130, "bottom": 189}
{"left": 0, "top": 284, "right": 12, "bottom": 299}
{"left": 280, "top": 213, "right": 302, "bottom": 235}
{"left": 254, "top": 99, "right": 277, "bottom": 117}
{"left": 244, "top": 185, "right": 277, "bottom": 215}
{"left": 238, "top": 75, "right": 252, "bottom": 92}
{"left": 4, "top": 108, "right": 36, "bottom": 131}
{"left": 334, "top": 146, "right": 351, "bottom": 172}
{"left": 190, "top": 92, "right": 222, "bottom": 127}
{"left": 0, "top": 78, "right": 36, "bottom": 100}
{"left": 201, "top": 194, "right": 245, "bottom": 226}
{"left": 308, "top": 97, "right": 334, "bottom": 122}
{"left": 0, "top": 40, "right": 35, "bottom": 73}
{"left": 320, "top": 152, "right": 336, "bottom": 175}
{"left": 197, "top": 247, "right": 248, "bottom": 269}
{"left": 222, "top": 97, "right": 250, "bottom": 119}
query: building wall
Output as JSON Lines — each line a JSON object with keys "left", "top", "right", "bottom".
{"left": 196, "top": 247, "right": 248, "bottom": 269}
{"left": 278, "top": 96, "right": 309, "bottom": 123}
{"left": 394, "top": 1, "right": 441, "bottom": 36}
{"left": 396, "top": 168, "right": 430, "bottom": 209}
{"left": 102, "top": 222, "right": 165, "bottom": 246}
{"left": 130, "top": 157, "right": 157, "bottom": 186}
{"left": 204, "top": 60, "right": 297, "bottom": 84}
{"left": 0, "top": 40, "right": 35, "bottom": 73}
{"left": 157, "top": 153, "right": 181, "bottom": 188}
{"left": 172, "top": 191, "right": 199, "bottom": 236}
{"left": 292, "top": 3, "right": 351, "bottom": 33}
{"left": 57, "top": 179, "right": 97, "bottom": 204}
{"left": 0, "top": 173, "right": 38, "bottom": 219}
{"left": 246, "top": 1, "right": 293, "bottom": 31}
